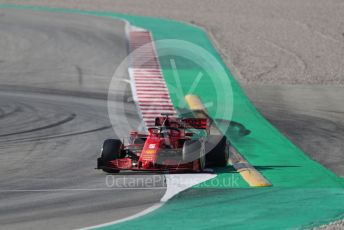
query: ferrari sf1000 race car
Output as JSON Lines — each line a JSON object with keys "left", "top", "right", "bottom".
{"left": 96, "top": 113, "right": 229, "bottom": 173}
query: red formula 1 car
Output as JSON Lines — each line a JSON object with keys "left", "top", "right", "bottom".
{"left": 96, "top": 113, "right": 229, "bottom": 173}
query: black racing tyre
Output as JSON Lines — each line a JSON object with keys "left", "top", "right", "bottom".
{"left": 182, "top": 140, "right": 204, "bottom": 170}
{"left": 182, "top": 140, "right": 201, "bottom": 163}
{"left": 205, "top": 135, "right": 229, "bottom": 167}
{"left": 100, "top": 139, "right": 122, "bottom": 173}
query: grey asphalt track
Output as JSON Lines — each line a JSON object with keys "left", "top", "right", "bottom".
{"left": 1, "top": 5, "right": 343, "bottom": 230}
{"left": 7, "top": 0, "right": 343, "bottom": 180}
{"left": 0, "top": 2, "right": 342, "bottom": 229}
{"left": 0, "top": 9, "right": 165, "bottom": 229}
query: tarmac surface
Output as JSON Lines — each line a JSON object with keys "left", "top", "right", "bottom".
{"left": 0, "top": 2, "right": 343, "bottom": 229}
{"left": 0, "top": 9, "right": 165, "bottom": 229}
{"left": 2, "top": 0, "right": 342, "bottom": 178}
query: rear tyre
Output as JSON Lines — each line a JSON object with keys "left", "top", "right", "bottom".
{"left": 100, "top": 139, "right": 122, "bottom": 173}
{"left": 205, "top": 136, "right": 229, "bottom": 167}
{"left": 182, "top": 140, "right": 201, "bottom": 162}
{"left": 183, "top": 140, "right": 205, "bottom": 171}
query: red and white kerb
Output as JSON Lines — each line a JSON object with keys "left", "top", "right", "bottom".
{"left": 128, "top": 28, "right": 177, "bottom": 128}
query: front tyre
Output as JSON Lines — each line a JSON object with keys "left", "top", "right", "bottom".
{"left": 100, "top": 139, "right": 122, "bottom": 173}
{"left": 205, "top": 136, "right": 229, "bottom": 167}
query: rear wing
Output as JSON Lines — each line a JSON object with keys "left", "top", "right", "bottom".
{"left": 181, "top": 118, "right": 208, "bottom": 129}
{"left": 154, "top": 116, "right": 208, "bottom": 129}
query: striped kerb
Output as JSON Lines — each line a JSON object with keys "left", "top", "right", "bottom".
{"left": 128, "top": 29, "right": 177, "bottom": 128}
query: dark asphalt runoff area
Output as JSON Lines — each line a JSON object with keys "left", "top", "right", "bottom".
{"left": 0, "top": 9, "right": 165, "bottom": 229}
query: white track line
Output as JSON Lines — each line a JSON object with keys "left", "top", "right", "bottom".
{"left": 80, "top": 203, "right": 164, "bottom": 229}
{"left": 80, "top": 174, "right": 215, "bottom": 230}
{"left": 0, "top": 188, "right": 166, "bottom": 192}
